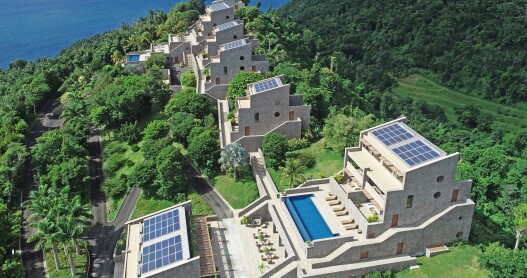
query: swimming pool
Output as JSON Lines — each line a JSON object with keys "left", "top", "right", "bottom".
{"left": 127, "top": 54, "right": 140, "bottom": 62}
{"left": 284, "top": 194, "right": 338, "bottom": 242}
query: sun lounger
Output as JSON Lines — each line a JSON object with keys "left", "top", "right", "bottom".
{"left": 325, "top": 195, "right": 337, "bottom": 201}
{"left": 261, "top": 255, "right": 267, "bottom": 261}
{"left": 345, "top": 223, "right": 358, "bottom": 230}
{"left": 328, "top": 200, "right": 341, "bottom": 206}
{"left": 341, "top": 218, "right": 354, "bottom": 225}
{"left": 335, "top": 210, "right": 348, "bottom": 216}
{"left": 333, "top": 206, "right": 345, "bottom": 212}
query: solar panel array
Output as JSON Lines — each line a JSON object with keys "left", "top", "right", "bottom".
{"left": 223, "top": 39, "right": 245, "bottom": 50}
{"left": 393, "top": 140, "right": 440, "bottom": 166}
{"left": 143, "top": 209, "right": 180, "bottom": 242}
{"left": 216, "top": 21, "right": 238, "bottom": 31}
{"left": 253, "top": 78, "right": 280, "bottom": 93}
{"left": 209, "top": 2, "right": 229, "bottom": 11}
{"left": 141, "top": 235, "right": 183, "bottom": 274}
{"left": 371, "top": 123, "right": 414, "bottom": 146}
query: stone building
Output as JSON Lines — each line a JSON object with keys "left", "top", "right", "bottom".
{"left": 219, "top": 75, "right": 311, "bottom": 152}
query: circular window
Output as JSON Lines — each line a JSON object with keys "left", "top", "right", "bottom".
{"left": 274, "top": 112, "right": 280, "bottom": 117}
{"left": 456, "top": 232, "right": 463, "bottom": 238}
{"left": 240, "top": 66, "right": 245, "bottom": 70}
{"left": 226, "top": 15, "right": 230, "bottom": 19}
{"left": 213, "top": 23, "right": 217, "bottom": 27}
{"left": 240, "top": 56, "right": 245, "bottom": 60}
{"left": 458, "top": 216, "right": 463, "bottom": 220}
{"left": 434, "top": 192, "right": 441, "bottom": 199}
{"left": 233, "top": 35, "right": 238, "bottom": 39}
{"left": 275, "top": 100, "right": 280, "bottom": 105}
{"left": 437, "top": 176, "right": 444, "bottom": 182}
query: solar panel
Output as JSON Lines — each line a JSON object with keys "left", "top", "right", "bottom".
{"left": 141, "top": 235, "right": 183, "bottom": 274}
{"left": 371, "top": 123, "right": 414, "bottom": 146}
{"left": 209, "top": 2, "right": 229, "bottom": 11}
{"left": 143, "top": 209, "right": 181, "bottom": 242}
{"left": 223, "top": 39, "right": 246, "bottom": 50}
{"left": 216, "top": 21, "right": 238, "bottom": 31}
{"left": 253, "top": 78, "right": 280, "bottom": 93}
{"left": 392, "top": 140, "right": 440, "bottom": 166}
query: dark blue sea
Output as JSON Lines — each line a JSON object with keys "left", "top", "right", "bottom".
{"left": 0, "top": 0, "right": 287, "bottom": 68}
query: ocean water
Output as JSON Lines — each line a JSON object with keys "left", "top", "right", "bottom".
{"left": 0, "top": 0, "right": 287, "bottom": 68}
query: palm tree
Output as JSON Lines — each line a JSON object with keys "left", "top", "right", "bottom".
{"left": 139, "top": 31, "right": 153, "bottom": 46}
{"left": 278, "top": 158, "right": 307, "bottom": 188}
{"left": 28, "top": 218, "right": 61, "bottom": 271}
{"left": 57, "top": 216, "right": 87, "bottom": 275}
{"left": 218, "top": 143, "right": 249, "bottom": 179}
{"left": 110, "top": 51, "right": 123, "bottom": 65}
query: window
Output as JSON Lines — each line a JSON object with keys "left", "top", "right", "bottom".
{"left": 274, "top": 112, "right": 280, "bottom": 117}
{"left": 254, "top": 113, "right": 259, "bottom": 123}
{"left": 213, "top": 23, "right": 217, "bottom": 27}
{"left": 437, "top": 176, "right": 444, "bottom": 182}
{"left": 240, "top": 56, "right": 245, "bottom": 60}
{"left": 226, "top": 15, "right": 230, "bottom": 19}
{"left": 456, "top": 231, "right": 463, "bottom": 238}
{"left": 434, "top": 192, "right": 441, "bottom": 199}
{"left": 406, "top": 195, "right": 413, "bottom": 208}
{"left": 223, "top": 66, "right": 228, "bottom": 74}
{"left": 458, "top": 216, "right": 463, "bottom": 220}
{"left": 233, "top": 35, "right": 238, "bottom": 39}
{"left": 240, "top": 66, "right": 245, "bottom": 70}
{"left": 367, "top": 233, "right": 375, "bottom": 239}
{"left": 360, "top": 252, "right": 369, "bottom": 259}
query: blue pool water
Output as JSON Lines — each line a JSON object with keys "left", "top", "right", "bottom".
{"left": 284, "top": 194, "right": 338, "bottom": 242}
{"left": 127, "top": 55, "right": 140, "bottom": 62}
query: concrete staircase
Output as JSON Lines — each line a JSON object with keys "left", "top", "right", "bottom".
{"left": 185, "top": 53, "right": 194, "bottom": 67}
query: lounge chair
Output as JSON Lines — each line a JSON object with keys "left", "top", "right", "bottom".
{"left": 341, "top": 218, "right": 354, "bottom": 225}
{"left": 357, "top": 229, "right": 362, "bottom": 234}
{"left": 333, "top": 206, "right": 345, "bottom": 212}
{"left": 328, "top": 200, "right": 341, "bottom": 206}
{"left": 345, "top": 223, "right": 358, "bottom": 230}
{"left": 335, "top": 210, "right": 348, "bottom": 216}
{"left": 261, "top": 255, "right": 267, "bottom": 261}
{"left": 325, "top": 195, "right": 337, "bottom": 201}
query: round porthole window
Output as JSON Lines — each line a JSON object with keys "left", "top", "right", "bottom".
{"left": 226, "top": 15, "right": 230, "bottom": 19}
{"left": 274, "top": 112, "right": 280, "bottom": 117}
{"left": 240, "top": 66, "right": 245, "bottom": 70}
{"left": 456, "top": 232, "right": 463, "bottom": 238}
{"left": 434, "top": 192, "right": 441, "bottom": 199}
{"left": 233, "top": 35, "right": 238, "bottom": 39}
{"left": 458, "top": 216, "right": 463, "bottom": 220}
{"left": 437, "top": 176, "right": 444, "bottom": 182}
{"left": 240, "top": 56, "right": 245, "bottom": 60}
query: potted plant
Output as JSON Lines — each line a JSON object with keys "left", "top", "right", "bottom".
{"left": 367, "top": 214, "right": 379, "bottom": 223}
{"left": 305, "top": 240, "right": 314, "bottom": 248}
{"left": 241, "top": 215, "right": 248, "bottom": 226}
{"left": 258, "top": 263, "right": 266, "bottom": 273}
{"left": 258, "top": 232, "right": 265, "bottom": 242}
{"left": 263, "top": 246, "right": 270, "bottom": 254}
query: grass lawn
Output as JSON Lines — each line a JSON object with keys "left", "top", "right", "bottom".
{"left": 107, "top": 194, "right": 126, "bottom": 222}
{"left": 130, "top": 187, "right": 214, "bottom": 220}
{"left": 394, "top": 74, "right": 527, "bottom": 138}
{"left": 269, "top": 140, "right": 343, "bottom": 192}
{"left": 211, "top": 174, "right": 259, "bottom": 209}
{"left": 46, "top": 245, "right": 87, "bottom": 278}
{"left": 396, "top": 245, "right": 488, "bottom": 278}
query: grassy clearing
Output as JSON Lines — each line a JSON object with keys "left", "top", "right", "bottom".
{"left": 130, "top": 186, "right": 214, "bottom": 220}
{"left": 107, "top": 195, "right": 126, "bottom": 222}
{"left": 269, "top": 140, "right": 343, "bottom": 192}
{"left": 211, "top": 174, "right": 259, "bottom": 209}
{"left": 396, "top": 245, "right": 488, "bottom": 278}
{"left": 46, "top": 245, "right": 87, "bottom": 278}
{"left": 394, "top": 74, "right": 527, "bottom": 137}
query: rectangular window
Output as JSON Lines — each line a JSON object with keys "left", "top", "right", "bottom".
{"left": 254, "top": 113, "right": 259, "bottom": 123}
{"left": 360, "top": 252, "right": 369, "bottom": 259}
{"left": 406, "top": 195, "right": 413, "bottom": 208}
{"left": 223, "top": 66, "right": 228, "bottom": 74}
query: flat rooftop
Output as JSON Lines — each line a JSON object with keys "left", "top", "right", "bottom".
{"left": 124, "top": 205, "right": 191, "bottom": 278}
{"left": 247, "top": 76, "right": 284, "bottom": 95}
{"left": 363, "top": 120, "right": 446, "bottom": 172}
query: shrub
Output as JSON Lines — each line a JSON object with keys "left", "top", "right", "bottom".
{"left": 126, "top": 160, "right": 135, "bottom": 167}
{"left": 101, "top": 176, "right": 128, "bottom": 199}
{"left": 180, "top": 70, "right": 196, "bottom": 88}
{"left": 287, "top": 152, "right": 316, "bottom": 168}
{"left": 287, "top": 138, "right": 309, "bottom": 151}
{"left": 227, "top": 72, "right": 263, "bottom": 110}
{"left": 131, "top": 144, "right": 140, "bottom": 152}
{"left": 367, "top": 214, "right": 379, "bottom": 223}
{"left": 144, "top": 54, "right": 167, "bottom": 69}
{"left": 104, "top": 155, "right": 127, "bottom": 176}
{"left": 200, "top": 51, "right": 208, "bottom": 58}
{"left": 103, "top": 141, "right": 127, "bottom": 157}
{"left": 334, "top": 173, "right": 344, "bottom": 183}
{"left": 116, "top": 122, "right": 141, "bottom": 144}
{"left": 262, "top": 132, "right": 289, "bottom": 169}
